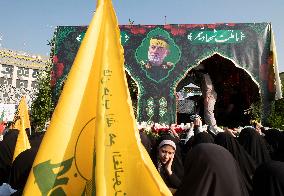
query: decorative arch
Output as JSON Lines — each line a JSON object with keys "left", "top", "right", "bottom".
{"left": 176, "top": 53, "right": 261, "bottom": 126}
{"left": 51, "top": 23, "right": 282, "bottom": 124}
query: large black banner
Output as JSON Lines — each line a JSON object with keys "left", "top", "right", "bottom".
{"left": 52, "top": 23, "right": 279, "bottom": 124}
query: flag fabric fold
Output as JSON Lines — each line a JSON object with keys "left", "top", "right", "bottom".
{"left": 24, "top": 0, "right": 171, "bottom": 195}
{"left": 12, "top": 96, "right": 31, "bottom": 161}
{"left": 94, "top": 0, "right": 171, "bottom": 195}
{"left": 270, "top": 27, "right": 282, "bottom": 100}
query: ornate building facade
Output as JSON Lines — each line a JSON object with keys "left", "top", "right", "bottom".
{"left": 0, "top": 49, "right": 49, "bottom": 120}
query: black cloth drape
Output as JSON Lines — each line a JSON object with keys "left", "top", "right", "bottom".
{"left": 8, "top": 131, "right": 45, "bottom": 194}
{"left": 191, "top": 132, "right": 214, "bottom": 147}
{"left": 175, "top": 143, "right": 249, "bottom": 196}
{"left": 263, "top": 128, "right": 284, "bottom": 162}
{"left": 9, "top": 148, "right": 37, "bottom": 194}
{"left": 215, "top": 132, "right": 256, "bottom": 195}
{"left": 182, "top": 131, "right": 214, "bottom": 163}
{"left": 253, "top": 160, "right": 284, "bottom": 196}
{"left": 0, "top": 130, "right": 18, "bottom": 184}
{"left": 238, "top": 127, "right": 271, "bottom": 166}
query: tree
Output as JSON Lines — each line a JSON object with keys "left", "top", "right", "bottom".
{"left": 30, "top": 64, "right": 54, "bottom": 132}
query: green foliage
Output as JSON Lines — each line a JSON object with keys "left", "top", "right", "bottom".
{"left": 267, "top": 72, "right": 284, "bottom": 130}
{"left": 30, "top": 65, "right": 54, "bottom": 132}
{"left": 279, "top": 72, "right": 284, "bottom": 85}
{"left": 30, "top": 33, "right": 56, "bottom": 132}
{"left": 268, "top": 98, "right": 284, "bottom": 130}
{"left": 248, "top": 101, "right": 262, "bottom": 122}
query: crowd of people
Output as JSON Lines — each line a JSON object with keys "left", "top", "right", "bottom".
{"left": 0, "top": 116, "right": 284, "bottom": 195}
{"left": 0, "top": 124, "right": 45, "bottom": 195}
{"left": 140, "top": 116, "right": 284, "bottom": 195}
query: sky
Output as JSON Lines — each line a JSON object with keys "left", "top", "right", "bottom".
{"left": 0, "top": 0, "right": 283, "bottom": 72}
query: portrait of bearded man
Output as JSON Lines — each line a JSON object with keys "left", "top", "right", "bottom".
{"left": 145, "top": 36, "right": 174, "bottom": 70}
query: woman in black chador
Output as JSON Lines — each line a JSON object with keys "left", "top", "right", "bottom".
{"left": 253, "top": 160, "right": 284, "bottom": 196}
{"left": 215, "top": 132, "right": 256, "bottom": 195}
{"left": 175, "top": 143, "right": 249, "bottom": 196}
{"left": 238, "top": 127, "right": 271, "bottom": 166}
{"left": 152, "top": 134, "right": 184, "bottom": 192}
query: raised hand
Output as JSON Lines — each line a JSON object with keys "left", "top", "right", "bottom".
{"left": 165, "top": 154, "right": 174, "bottom": 176}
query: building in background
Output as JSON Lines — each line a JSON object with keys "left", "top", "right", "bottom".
{"left": 0, "top": 49, "right": 49, "bottom": 121}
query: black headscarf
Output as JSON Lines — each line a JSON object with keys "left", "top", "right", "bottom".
{"left": 253, "top": 160, "right": 284, "bottom": 196}
{"left": 215, "top": 132, "right": 256, "bottom": 194}
{"left": 191, "top": 132, "right": 214, "bottom": 147}
{"left": 139, "top": 131, "right": 153, "bottom": 155}
{"left": 8, "top": 131, "right": 44, "bottom": 194}
{"left": 175, "top": 143, "right": 249, "bottom": 196}
{"left": 0, "top": 129, "right": 18, "bottom": 184}
{"left": 28, "top": 131, "right": 45, "bottom": 148}
{"left": 182, "top": 132, "right": 214, "bottom": 163}
{"left": 8, "top": 148, "right": 37, "bottom": 194}
{"left": 263, "top": 129, "right": 281, "bottom": 151}
{"left": 264, "top": 128, "right": 284, "bottom": 162}
{"left": 238, "top": 127, "right": 271, "bottom": 166}
{"left": 277, "top": 131, "right": 284, "bottom": 162}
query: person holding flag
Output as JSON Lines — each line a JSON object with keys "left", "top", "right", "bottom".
{"left": 0, "top": 96, "right": 31, "bottom": 195}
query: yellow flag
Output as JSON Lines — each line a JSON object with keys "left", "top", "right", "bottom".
{"left": 13, "top": 96, "right": 31, "bottom": 161}
{"left": 13, "top": 96, "right": 31, "bottom": 130}
{"left": 94, "top": 1, "right": 171, "bottom": 195}
{"left": 24, "top": 0, "right": 171, "bottom": 195}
